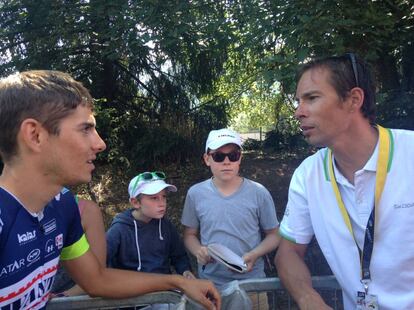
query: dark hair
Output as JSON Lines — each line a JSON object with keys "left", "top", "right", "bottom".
{"left": 0, "top": 70, "right": 93, "bottom": 162}
{"left": 296, "top": 54, "right": 376, "bottom": 123}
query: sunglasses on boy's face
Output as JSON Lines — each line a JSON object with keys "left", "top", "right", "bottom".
{"left": 209, "top": 150, "right": 241, "bottom": 163}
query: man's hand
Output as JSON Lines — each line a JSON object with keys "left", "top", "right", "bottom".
{"left": 181, "top": 278, "right": 221, "bottom": 310}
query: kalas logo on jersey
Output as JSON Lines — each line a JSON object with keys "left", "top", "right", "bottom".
{"left": 17, "top": 230, "right": 37, "bottom": 244}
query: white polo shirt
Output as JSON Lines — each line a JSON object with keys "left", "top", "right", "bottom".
{"left": 280, "top": 128, "right": 414, "bottom": 310}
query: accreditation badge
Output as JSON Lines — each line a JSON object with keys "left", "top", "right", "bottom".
{"left": 356, "top": 291, "right": 379, "bottom": 310}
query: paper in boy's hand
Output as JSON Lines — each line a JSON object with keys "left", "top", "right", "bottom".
{"left": 207, "top": 243, "right": 247, "bottom": 273}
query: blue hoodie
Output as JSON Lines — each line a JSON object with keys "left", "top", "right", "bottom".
{"left": 106, "top": 209, "right": 191, "bottom": 275}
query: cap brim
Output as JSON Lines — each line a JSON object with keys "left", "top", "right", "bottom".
{"left": 140, "top": 182, "right": 177, "bottom": 195}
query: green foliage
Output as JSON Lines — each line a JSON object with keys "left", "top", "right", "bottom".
{"left": 1, "top": 0, "right": 413, "bottom": 171}
{"left": 213, "top": 0, "right": 414, "bottom": 131}
{"left": 376, "top": 91, "right": 414, "bottom": 129}
{"left": 242, "top": 138, "right": 263, "bottom": 151}
{"left": 0, "top": 0, "right": 232, "bottom": 168}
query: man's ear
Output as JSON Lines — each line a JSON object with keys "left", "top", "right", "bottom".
{"left": 349, "top": 87, "right": 364, "bottom": 112}
{"left": 19, "top": 118, "right": 47, "bottom": 153}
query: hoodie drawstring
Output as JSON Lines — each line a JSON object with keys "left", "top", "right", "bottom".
{"left": 133, "top": 220, "right": 142, "bottom": 271}
{"left": 158, "top": 219, "right": 164, "bottom": 240}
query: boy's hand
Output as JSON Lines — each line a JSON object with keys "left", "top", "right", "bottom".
{"left": 183, "top": 270, "right": 196, "bottom": 279}
{"left": 196, "top": 246, "right": 213, "bottom": 265}
{"left": 180, "top": 278, "right": 221, "bottom": 310}
{"left": 242, "top": 251, "right": 259, "bottom": 272}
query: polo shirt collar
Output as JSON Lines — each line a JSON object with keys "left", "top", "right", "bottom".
{"left": 331, "top": 138, "right": 379, "bottom": 186}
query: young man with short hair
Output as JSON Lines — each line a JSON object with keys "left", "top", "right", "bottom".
{"left": 275, "top": 54, "right": 414, "bottom": 310}
{"left": 182, "top": 128, "right": 280, "bottom": 310}
{"left": 0, "top": 70, "right": 220, "bottom": 310}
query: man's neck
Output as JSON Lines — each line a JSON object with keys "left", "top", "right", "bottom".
{"left": 212, "top": 175, "right": 243, "bottom": 196}
{"left": 0, "top": 163, "right": 62, "bottom": 213}
{"left": 330, "top": 124, "right": 378, "bottom": 185}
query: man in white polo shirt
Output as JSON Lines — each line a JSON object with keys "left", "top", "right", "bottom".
{"left": 275, "top": 54, "right": 414, "bottom": 310}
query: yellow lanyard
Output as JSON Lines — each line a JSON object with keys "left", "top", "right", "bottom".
{"left": 327, "top": 125, "right": 393, "bottom": 251}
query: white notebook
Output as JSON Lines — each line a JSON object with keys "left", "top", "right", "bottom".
{"left": 207, "top": 243, "right": 248, "bottom": 273}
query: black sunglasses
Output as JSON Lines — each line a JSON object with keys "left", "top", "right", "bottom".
{"left": 209, "top": 150, "right": 241, "bottom": 162}
{"left": 346, "top": 53, "right": 359, "bottom": 87}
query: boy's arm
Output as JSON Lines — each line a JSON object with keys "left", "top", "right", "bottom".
{"left": 242, "top": 227, "right": 280, "bottom": 271}
{"left": 275, "top": 239, "right": 331, "bottom": 310}
{"left": 183, "top": 226, "right": 211, "bottom": 265}
{"left": 63, "top": 249, "right": 221, "bottom": 310}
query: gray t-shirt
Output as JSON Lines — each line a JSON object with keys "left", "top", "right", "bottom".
{"left": 181, "top": 177, "right": 278, "bottom": 287}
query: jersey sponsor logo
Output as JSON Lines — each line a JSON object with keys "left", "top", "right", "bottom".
{"left": 0, "top": 259, "right": 25, "bottom": 278}
{"left": 55, "top": 234, "right": 63, "bottom": 249}
{"left": 17, "top": 230, "right": 37, "bottom": 245}
{"left": 0, "top": 261, "right": 58, "bottom": 309}
{"left": 45, "top": 239, "right": 56, "bottom": 257}
{"left": 27, "top": 249, "right": 41, "bottom": 266}
{"left": 42, "top": 219, "right": 57, "bottom": 235}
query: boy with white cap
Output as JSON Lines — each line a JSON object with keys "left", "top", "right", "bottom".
{"left": 181, "top": 128, "right": 280, "bottom": 309}
{"left": 107, "top": 171, "right": 195, "bottom": 279}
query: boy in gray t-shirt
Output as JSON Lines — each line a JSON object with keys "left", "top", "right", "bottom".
{"left": 181, "top": 128, "right": 280, "bottom": 309}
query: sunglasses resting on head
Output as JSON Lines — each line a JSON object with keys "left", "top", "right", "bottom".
{"left": 130, "top": 171, "right": 166, "bottom": 195}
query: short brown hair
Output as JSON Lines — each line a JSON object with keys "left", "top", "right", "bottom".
{"left": 296, "top": 54, "right": 376, "bottom": 123}
{"left": 0, "top": 70, "right": 93, "bottom": 162}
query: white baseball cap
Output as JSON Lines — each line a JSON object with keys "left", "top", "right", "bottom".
{"left": 128, "top": 172, "right": 177, "bottom": 199}
{"left": 205, "top": 128, "right": 242, "bottom": 152}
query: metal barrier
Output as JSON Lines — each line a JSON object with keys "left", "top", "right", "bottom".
{"left": 47, "top": 276, "right": 343, "bottom": 309}
{"left": 46, "top": 291, "right": 183, "bottom": 310}
{"left": 239, "top": 276, "right": 343, "bottom": 310}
